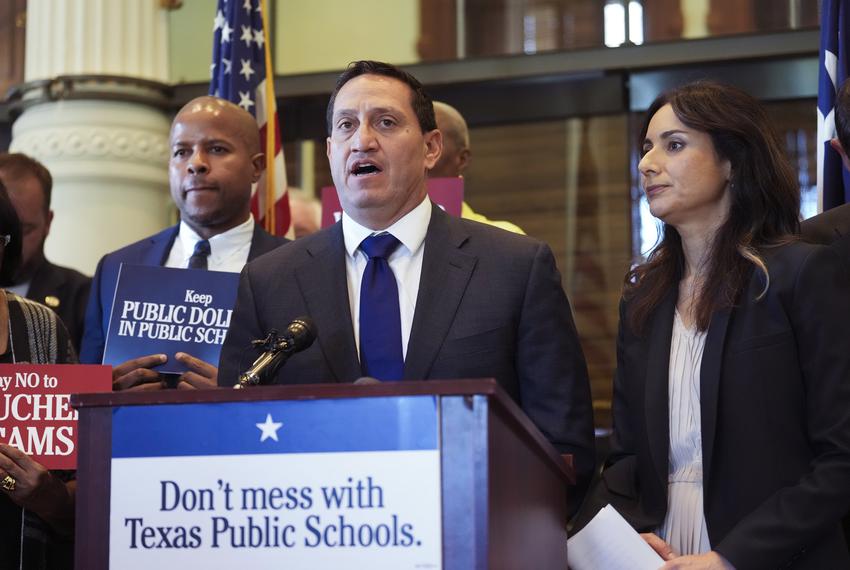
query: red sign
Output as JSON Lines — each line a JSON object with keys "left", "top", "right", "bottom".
{"left": 0, "top": 364, "right": 112, "bottom": 469}
{"left": 320, "top": 177, "right": 465, "bottom": 228}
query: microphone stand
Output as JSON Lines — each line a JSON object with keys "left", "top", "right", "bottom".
{"left": 234, "top": 329, "right": 297, "bottom": 389}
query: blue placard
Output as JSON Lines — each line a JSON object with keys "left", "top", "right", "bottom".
{"left": 102, "top": 264, "right": 240, "bottom": 374}
{"left": 111, "top": 396, "right": 439, "bottom": 458}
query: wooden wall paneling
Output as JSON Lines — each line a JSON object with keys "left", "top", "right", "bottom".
{"left": 466, "top": 116, "right": 630, "bottom": 428}
{"left": 418, "top": 0, "right": 457, "bottom": 62}
{"left": 0, "top": 0, "right": 26, "bottom": 100}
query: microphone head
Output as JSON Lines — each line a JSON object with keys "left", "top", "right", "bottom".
{"left": 285, "top": 316, "right": 317, "bottom": 351}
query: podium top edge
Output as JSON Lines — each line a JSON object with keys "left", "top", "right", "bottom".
{"left": 71, "top": 378, "right": 501, "bottom": 408}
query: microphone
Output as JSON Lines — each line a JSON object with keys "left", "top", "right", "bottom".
{"left": 234, "top": 317, "right": 316, "bottom": 389}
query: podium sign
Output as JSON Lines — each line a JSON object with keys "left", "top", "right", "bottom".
{"left": 107, "top": 396, "right": 442, "bottom": 569}
{"left": 75, "top": 380, "right": 573, "bottom": 570}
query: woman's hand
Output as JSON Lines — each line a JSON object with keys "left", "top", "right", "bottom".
{"left": 661, "top": 551, "right": 735, "bottom": 569}
{"left": 641, "top": 533, "right": 676, "bottom": 561}
{"left": 0, "top": 443, "right": 74, "bottom": 533}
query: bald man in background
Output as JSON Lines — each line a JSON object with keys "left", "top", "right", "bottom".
{"left": 288, "top": 187, "right": 322, "bottom": 238}
{"left": 429, "top": 101, "right": 525, "bottom": 235}
{"left": 80, "top": 96, "right": 288, "bottom": 389}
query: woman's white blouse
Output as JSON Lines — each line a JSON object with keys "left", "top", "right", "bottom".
{"left": 657, "top": 310, "right": 712, "bottom": 556}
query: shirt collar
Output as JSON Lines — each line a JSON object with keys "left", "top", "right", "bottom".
{"left": 342, "top": 197, "right": 431, "bottom": 258}
{"left": 177, "top": 215, "right": 255, "bottom": 257}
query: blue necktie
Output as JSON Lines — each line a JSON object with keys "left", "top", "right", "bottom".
{"left": 359, "top": 234, "right": 403, "bottom": 381}
{"left": 188, "top": 239, "right": 211, "bottom": 270}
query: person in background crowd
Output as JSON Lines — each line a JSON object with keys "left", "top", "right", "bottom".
{"left": 288, "top": 187, "right": 322, "bottom": 238}
{"left": 0, "top": 181, "right": 76, "bottom": 570}
{"left": 80, "top": 96, "right": 287, "bottom": 389}
{"left": 576, "top": 81, "right": 850, "bottom": 569}
{"left": 0, "top": 153, "right": 91, "bottom": 352}
{"left": 428, "top": 100, "right": 526, "bottom": 235}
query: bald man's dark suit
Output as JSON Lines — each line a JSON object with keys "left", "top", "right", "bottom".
{"left": 80, "top": 223, "right": 287, "bottom": 364}
{"left": 219, "top": 205, "right": 595, "bottom": 506}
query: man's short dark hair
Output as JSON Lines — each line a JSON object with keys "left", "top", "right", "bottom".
{"left": 0, "top": 153, "right": 53, "bottom": 214}
{"left": 326, "top": 60, "right": 437, "bottom": 135}
{"left": 836, "top": 80, "right": 850, "bottom": 152}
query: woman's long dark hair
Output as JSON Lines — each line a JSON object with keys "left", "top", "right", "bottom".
{"left": 625, "top": 81, "right": 799, "bottom": 333}
{"left": 0, "top": 180, "right": 23, "bottom": 284}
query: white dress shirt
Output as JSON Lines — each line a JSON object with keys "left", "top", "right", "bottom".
{"left": 342, "top": 197, "right": 431, "bottom": 360}
{"left": 165, "top": 216, "right": 254, "bottom": 273}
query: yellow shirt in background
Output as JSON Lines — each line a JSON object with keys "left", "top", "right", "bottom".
{"left": 460, "top": 201, "right": 526, "bottom": 235}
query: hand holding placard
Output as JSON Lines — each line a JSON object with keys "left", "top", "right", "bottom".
{"left": 112, "top": 353, "right": 167, "bottom": 391}
{"left": 0, "top": 443, "right": 74, "bottom": 532}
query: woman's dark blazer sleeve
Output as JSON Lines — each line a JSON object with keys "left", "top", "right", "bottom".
{"left": 711, "top": 244, "right": 850, "bottom": 568}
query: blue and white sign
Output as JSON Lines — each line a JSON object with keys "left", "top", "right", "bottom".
{"left": 102, "top": 264, "right": 240, "bottom": 374}
{"left": 108, "top": 396, "right": 442, "bottom": 569}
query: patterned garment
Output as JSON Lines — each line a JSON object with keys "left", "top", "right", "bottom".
{"left": 0, "top": 292, "right": 76, "bottom": 570}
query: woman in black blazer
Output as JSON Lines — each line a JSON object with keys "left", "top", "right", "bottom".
{"left": 581, "top": 81, "right": 850, "bottom": 569}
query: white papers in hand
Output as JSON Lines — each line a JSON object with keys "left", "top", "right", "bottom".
{"left": 567, "top": 504, "right": 665, "bottom": 570}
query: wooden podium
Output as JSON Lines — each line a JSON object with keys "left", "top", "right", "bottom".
{"left": 73, "top": 379, "right": 574, "bottom": 569}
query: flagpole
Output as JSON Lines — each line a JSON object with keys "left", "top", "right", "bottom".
{"left": 260, "top": 0, "right": 276, "bottom": 233}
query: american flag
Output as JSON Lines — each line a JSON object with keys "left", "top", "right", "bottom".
{"left": 210, "top": 0, "right": 292, "bottom": 236}
{"left": 818, "top": 0, "right": 850, "bottom": 211}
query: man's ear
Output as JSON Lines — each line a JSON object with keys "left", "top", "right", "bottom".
{"left": 45, "top": 210, "right": 54, "bottom": 237}
{"left": 830, "top": 138, "right": 850, "bottom": 171}
{"left": 251, "top": 153, "right": 266, "bottom": 183}
{"left": 457, "top": 147, "right": 471, "bottom": 175}
{"left": 423, "top": 129, "right": 442, "bottom": 170}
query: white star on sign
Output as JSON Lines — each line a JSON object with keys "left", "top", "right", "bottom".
{"left": 238, "top": 91, "right": 254, "bottom": 111}
{"left": 256, "top": 413, "right": 283, "bottom": 442}
{"left": 239, "top": 58, "right": 255, "bottom": 81}
{"left": 221, "top": 21, "right": 233, "bottom": 44}
{"left": 243, "top": 0, "right": 252, "bottom": 14}
{"left": 213, "top": 9, "right": 225, "bottom": 31}
{"left": 253, "top": 28, "right": 265, "bottom": 49}
{"left": 240, "top": 25, "right": 253, "bottom": 47}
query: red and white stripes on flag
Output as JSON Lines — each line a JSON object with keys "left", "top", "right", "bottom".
{"left": 210, "top": 0, "right": 292, "bottom": 237}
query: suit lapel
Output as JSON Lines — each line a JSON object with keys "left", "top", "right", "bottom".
{"left": 144, "top": 226, "right": 179, "bottom": 266}
{"left": 403, "top": 208, "right": 477, "bottom": 380}
{"left": 294, "top": 224, "right": 360, "bottom": 382}
{"left": 645, "top": 289, "right": 676, "bottom": 487}
{"left": 700, "top": 305, "right": 731, "bottom": 478}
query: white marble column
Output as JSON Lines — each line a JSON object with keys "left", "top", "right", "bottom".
{"left": 10, "top": 0, "right": 174, "bottom": 275}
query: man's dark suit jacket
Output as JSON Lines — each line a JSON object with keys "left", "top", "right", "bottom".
{"left": 218, "top": 206, "right": 596, "bottom": 505}
{"left": 577, "top": 241, "right": 850, "bottom": 569}
{"left": 801, "top": 202, "right": 850, "bottom": 259}
{"left": 79, "top": 223, "right": 287, "bottom": 364}
{"left": 24, "top": 260, "right": 91, "bottom": 353}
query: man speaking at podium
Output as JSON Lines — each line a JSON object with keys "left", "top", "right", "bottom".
{"left": 218, "top": 61, "right": 595, "bottom": 504}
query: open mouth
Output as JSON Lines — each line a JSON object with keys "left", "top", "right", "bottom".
{"left": 351, "top": 162, "right": 382, "bottom": 176}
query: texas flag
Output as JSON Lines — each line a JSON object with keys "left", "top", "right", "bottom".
{"left": 818, "top": 0, "right": 850, "bottom": 211}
